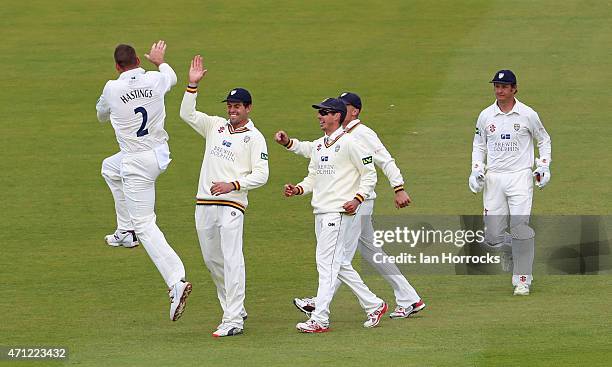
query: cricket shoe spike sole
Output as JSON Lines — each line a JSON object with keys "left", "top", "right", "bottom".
{"left": 364, "top": 302, "right": 388, "bottom": 328}
{"left": 293, "top": 297, "right": 315, "bottom": 317}
{"left": 170, "top": 281, "right": 192, "bottom": 321}
{"left": 389, "top": 300, "right": 426, "bottom": 319}
{"left": 296, "top": 319, "right": 329, "bottom": 333}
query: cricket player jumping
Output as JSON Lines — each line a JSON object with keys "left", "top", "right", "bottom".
{"left": 469, "top": 70, "right": 552, "bottom": 296}
{"left": 96, "top": 41, "right": 191, "bottom": 321}
{"left": 180, "top": 55, "right": 269, "bottom": 337}
{"left": 276, "top": 92, "right": 425, "bottom": 319}
{"left": 285, "top": 98, "right": 386, "bottom": 333}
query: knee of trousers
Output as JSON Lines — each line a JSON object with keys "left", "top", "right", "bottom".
{"left": 132, "top": 214, "right": 156, "bottom": 234}
{"left": 509, "top": 223, "right": 535, "bottom": 240}
{"left": 483, "top": 231, "right": 506, "bottom": 247}
{"left": 101, "top": 159, "right": 120, "bottom": 180}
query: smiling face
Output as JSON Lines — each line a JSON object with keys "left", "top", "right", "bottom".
{"left": 494, "top": 83, "right": 517, "bottom": 105}
{"left": 317, "top": 109, "right": 342, "bottom": 135}
{"left": 226, "top": 102, "right": 251, "bottom": 125}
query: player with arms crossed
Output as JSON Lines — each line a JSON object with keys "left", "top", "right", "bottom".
{"left": 276, "top": 92, "right": 425, "bottom": 319}
{"left": 469, "top": 70, "right": 551, "bottom": 296}
{"left": 179, "top": 55, "right": 269, "bottom": 337}
{"left": 96, "top": 41, "right": 191, "bottom": 321}
{"left": 285, "top": 98, "right": 387, "bottom": 333}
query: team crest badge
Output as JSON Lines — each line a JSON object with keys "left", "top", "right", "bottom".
{"left": 218, "top": 126, "right": 225, "bottom": 133}
{"left": 498, "top": 72, "right": 504, "bottom": 79}
{"left": 335, "top": 145, "right": 340, "bottom": 152}
{"left": 514, "top": 123, "right": 520, "bottom": 131}
{"left": 489, "top": 124, "right": 496, "bottom": 133}
{"left": 244, "top": 136, "right": 251, "bottom": 143}
{"left": 317, "top": 144, "right": 322, "bottom": 151}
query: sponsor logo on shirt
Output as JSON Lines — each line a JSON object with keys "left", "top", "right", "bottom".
{"left": 222, "top": 140, "right": 232, "bottom": 147}
{"left": 260, "top": 152, "right": 268, "bottom": 160}
{"left": 362, "top": 156, "right": 373, "bottom": 165}
{"left": 501, "top": 134, "right": 511, "bottom": 140}
{"left": 321, "top": 156, "right": 329, "bottom": 162}
{"left": 218, "top": 126, "right": 225, "bottom": 133}
{"left": 316, "top": 164, "right": 335, "bottom": 175}
{"left": 210, "top": 145, "right": 236, "bottom": 162}
{"left": 492, "top": 141, "right": 519, "bottom": 152}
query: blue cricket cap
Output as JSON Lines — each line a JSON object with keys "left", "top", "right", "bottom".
{"left": 338, "top": 92, "right": 362, "bottom": 110}
{"left": 490, "top": 70, "right": 517, "bottom": 85}
{"left": 222, "top": 88, "right": 252, "bottom": 104}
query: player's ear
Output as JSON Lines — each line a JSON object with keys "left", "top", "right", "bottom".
{"left": 245, "top": 104, "right": 252, "bottom": 113}
{"left": 135, "top": 57, "right": 141, "bottom": 66}
{"left": 115, "top": 63, "right": 122, "bottom": 73}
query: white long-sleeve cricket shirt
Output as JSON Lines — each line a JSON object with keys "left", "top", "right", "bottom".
{"left": 472, "top": 98, "right": 552, "bottom": 173}
{"left": 295, "top": 127, "right": 377, "bottom": 214}
{"left": 285, "top": 119, "right": 405, "bottom": 198}
{"left": 179, "top": 88, "right": 269, "bottom": 212}
{"left": 96, "top": 63, "right": 177, "bottom": 152}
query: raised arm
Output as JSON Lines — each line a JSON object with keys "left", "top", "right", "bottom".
{"left": 179, "top": 55, "right": 221, "bottom": 138}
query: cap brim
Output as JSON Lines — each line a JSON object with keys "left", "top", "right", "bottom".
{"left": 312, "top": 104, "right": 328, "bottom": 109}
{"left": 222, "top": 99, "right": 250, "bottom": 103}
{"left": 489, "top": 80, "right": 515, "bottom": 84}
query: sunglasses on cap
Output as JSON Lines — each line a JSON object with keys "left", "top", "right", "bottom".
{"left": 318, "top": 109, "right": 337, "bottom": 116}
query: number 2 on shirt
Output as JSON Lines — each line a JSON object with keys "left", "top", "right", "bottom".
{"left": 134, "top": 107, "right": 148, "bottom": 137}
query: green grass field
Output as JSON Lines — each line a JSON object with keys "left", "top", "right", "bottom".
{"left": 2, "top": 0, "right": 611, "bottom": 366}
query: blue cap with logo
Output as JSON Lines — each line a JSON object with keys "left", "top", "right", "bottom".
{"left": 222, "top": 87, "right": 252, "bottom": 104}
{"left": 338, "top": 92, "right": 362, "bottom": 110}
{"left": 311, "top": 97, "right": 347, "bottom": 114}
{"left": 490, "top": 70, "right": 517, "bottom": 85}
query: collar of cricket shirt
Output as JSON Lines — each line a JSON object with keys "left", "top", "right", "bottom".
{"left": 493, "top": 98, "right": 522, "bottom": 116}
{"left": 344, "top": 119, "right": 361, "bottom": 133}
{"left": 324, "top": 126, "right": 345, "bottom": 148}
{"left": 227, "top": 119, "right": 254, "bottom": 134}
{"left": 118, "top": 67, "right": 145, "bottom": 80}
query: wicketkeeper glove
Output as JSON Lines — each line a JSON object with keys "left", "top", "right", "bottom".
{"left": 468, "top": 164, "right": 485, "bottom": 194}
{"left": 533, "top": 158, "right": 551, "bottom": 189}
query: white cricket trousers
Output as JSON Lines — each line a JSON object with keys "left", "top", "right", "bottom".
{"left": 311, "top": 212, "right": 382, "bottom": 325}
{"left": 484, "top": 169, "right": 534, "bottom": 285}
{"left": 195, "top": 205, "right": 245, "bottom": 329}
{"left": 334, "top": 200, "right": 421, "bottom": 307}
{"left": 101, "top": 147, "right": 185, "bottom": 288}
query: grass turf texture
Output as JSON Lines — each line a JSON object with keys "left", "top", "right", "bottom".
{"left": 2, "top": 0, "right": 611, "bottom": 366}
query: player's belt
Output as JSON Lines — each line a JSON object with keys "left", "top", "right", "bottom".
{"left": 196, "top": 199, "right": 245, "bottom": 213}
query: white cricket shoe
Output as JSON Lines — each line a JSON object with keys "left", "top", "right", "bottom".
{"left": 501, "top": 251, "right": 513, "bottom": 272}
{"left": 296, "top": 319, "right": 329, "bottom": 333}
{"left": 513, "top": 282, "right": 530, "bottom": 296}
{"left": 216, "top": 313, "right": 248, "bottom": 329}
{"left": 168, "top": 281, "right": 192, "bottom": 321}
{"left": 105, "top": 230, "right": 139, "bottom": 248}
{"left": 363, "top": 302, "right": 388, "bottom": 328}
{"left": 389, "top": 300, "right": 426, "bottom": 319}
{"left": 293, "top": 297, "right": 316, "bottom": 317}
{"left": 212, "top": 323, "right": 243, "bottom": 337}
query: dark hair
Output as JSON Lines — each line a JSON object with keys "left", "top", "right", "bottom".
{"left": 114, "top": 44, "right": 138, "bottom": 68}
